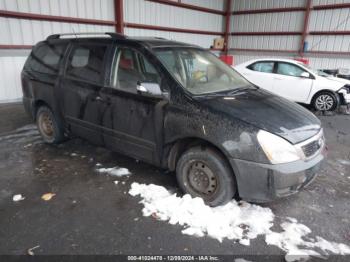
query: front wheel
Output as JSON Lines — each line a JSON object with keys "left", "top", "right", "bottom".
{"left": 176, "top": 146, "right": 236, "bottom": 207}
{"left": 312, "top": 92, "right": 338, "bottom": 111}
{"left": 36, "top": 106, "right": 65, "bottom": 144}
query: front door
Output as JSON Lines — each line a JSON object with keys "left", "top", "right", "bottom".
{"left": 60, "top": 41, "right": 110, "bottom": 145}
{"left": 272, "top": 62, "right": 313, "bottom": 103}
{"left": 99, "top": 46, "right": 167, "bottom": 164}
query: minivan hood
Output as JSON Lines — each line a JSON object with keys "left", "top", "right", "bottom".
{"left": 200, "top": 88, "right": 321, "bottom": 144}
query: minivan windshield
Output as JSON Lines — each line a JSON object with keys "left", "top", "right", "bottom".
{"left": 155, "top": 48, "right": 251, "bottom": 95}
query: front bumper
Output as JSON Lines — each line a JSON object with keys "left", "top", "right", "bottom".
{"left": 341, "top": 93, "right": 350, "bottom": 104}
{"left": 229, "top": 149, "right": 325, "bottom": 202}
{"left": 338, "top": 89, "right": 350, "bottom": 104}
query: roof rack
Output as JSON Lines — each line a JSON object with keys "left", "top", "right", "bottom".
{"left": 47, "top": 32, "right": 126, "bottom": 40}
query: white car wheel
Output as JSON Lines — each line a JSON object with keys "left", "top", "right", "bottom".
{"left": 313, "top": 92, "right": 337, "bottom": 111}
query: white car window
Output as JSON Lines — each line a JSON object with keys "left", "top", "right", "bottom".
{"left": 248, "top": 62, "right": 274, "bottom": 73}
{"left": 277, "top": 63, "right": 306, "bottom": 77}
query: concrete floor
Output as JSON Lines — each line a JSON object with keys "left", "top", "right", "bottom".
{"left": 0, "top": 103, "right": 349, "bottom": 259}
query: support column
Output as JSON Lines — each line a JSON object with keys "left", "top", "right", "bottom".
{"left": 115, "top": 0, "right": 124, "bottom": 34}
{"left": 299, "top": 0, "right": 312, "bottom": 55}
{"left": 224, "top": 0, "right": 232, "bottom": 54}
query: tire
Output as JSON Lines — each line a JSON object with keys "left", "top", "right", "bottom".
{"left": 176, "top": 146, "right": 236, "bottom": 207}
{"left": 312, "top": 91, "right": 338, "bottom": 111}
{"left": 36, "top": 106, "right": 65, "bottom": 144}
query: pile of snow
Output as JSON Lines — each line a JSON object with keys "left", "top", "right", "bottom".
{"left": 266, "top": 218, "right": 350, "bottom": 261}
{"left": 96, "top": 166, "right": 131, "bottom": 177}
{"left": 129, "top": 182, "right": 350, "bottom": 261}
{"left": 129, "top": 183, "right": 273, "bottom": 244}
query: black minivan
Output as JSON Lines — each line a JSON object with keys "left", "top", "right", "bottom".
{"left": 22, "top": 33, "right": 326, "bottom": 206}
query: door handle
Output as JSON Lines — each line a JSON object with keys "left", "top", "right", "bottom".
{"left": 94, "top": 96, "right": 111, "bottom": 105}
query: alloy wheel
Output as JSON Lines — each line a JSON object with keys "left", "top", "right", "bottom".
{"left": 315, "top": 94, "right": 334, "bottom": 111}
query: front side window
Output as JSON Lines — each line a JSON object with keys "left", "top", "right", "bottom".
{"left": 26, "top": 42, "right": 66, "bottom": 74}
{"left": 277, "top": 62, "right": 306, "bottom": 77}
{"left": 111, "top": 48, "right": 161, "bottom": 92}
{"left": 155, "top": 48, "right": 250, "bottom": 95}
{"left": 248, "top": 62, "right": 274, "bottom": 73}
{"left": 66, "top": 44, "right": 107, "bottom": 83}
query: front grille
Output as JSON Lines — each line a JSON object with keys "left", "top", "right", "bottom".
{"left": 302, "top": 140, "right": 321, "bottom": 158}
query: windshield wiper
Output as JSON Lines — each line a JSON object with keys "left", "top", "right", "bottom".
{"left": 193, "top": 86, "right": 255, "bottom": 99}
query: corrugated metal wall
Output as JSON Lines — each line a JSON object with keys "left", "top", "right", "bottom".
{"left": 0, "top": 0, "right": 115, "bottom": 103}
{"left": 231, "top": 51, "right": 350, "bottom": 69}
{"left": 124, "top": 0, "right": 224, "bottom": 47}
{"left": 0, "top": 0, "right": 115, "bottom": 45}
{"left": 308, "top": 7, "right": 350, "bottom": 52}
{"left": 230, "top": 0, "right": 350, "bottom": 69}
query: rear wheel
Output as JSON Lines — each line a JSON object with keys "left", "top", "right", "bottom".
{"left": 36, "top": 106, "right": 64, "bottom": 144}
{"left": 312, "top": 92, "right": 338, "bottom": 111}
{"left": 176, "top": 146, "right": 236, "bottom": 206}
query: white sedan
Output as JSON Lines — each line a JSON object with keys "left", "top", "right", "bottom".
{"left": 234, "top": 58, "right": 350, "bottom": 111}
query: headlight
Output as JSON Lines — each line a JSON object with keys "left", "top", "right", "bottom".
{"left": 257, "top": 130, "right": 301, "bottom": 164}
{"left": 338, "top": 85, "right": 350, "bottom": 94}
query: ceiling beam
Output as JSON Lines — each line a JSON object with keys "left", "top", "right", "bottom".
{"left": 231, "top": 31, "right": 302, "bottom": 36}
{"left": 232, "top": 3, "right": 350, "bottom": 15}
{"left": 124, "top": 23, "right": 224, "bottom": 36}
{"left": 146, "top": 0, "right": 225, "bottom": 15}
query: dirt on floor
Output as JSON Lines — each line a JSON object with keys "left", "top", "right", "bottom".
{"left": 0, "top": 103, "right": 349, "bottom": 261}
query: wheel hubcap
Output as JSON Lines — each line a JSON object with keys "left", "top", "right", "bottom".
{"left": 39, "top": 112, "right": 54, "bottom": 137}
{"left": 188, "top": 161, "right": 217, "bottom": 196}
{"left": 316, "top": 95, "right": 334, "bottom": 111}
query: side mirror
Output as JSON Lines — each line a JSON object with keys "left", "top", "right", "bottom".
{"left": 136, "top": 82, "right": 163, "bottom": 97}
{"left": 300, "top": 72, "right": 310, "bottom": 78}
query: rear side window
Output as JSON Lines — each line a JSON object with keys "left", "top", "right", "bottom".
{"left": 66, "top": 44, "right": 107, "bottom": 84}
{"left": 25, "top": 42, "right": 66, "bottom": 74}
{"left": 248, "top": 62, "right": 274, "bottom": 73}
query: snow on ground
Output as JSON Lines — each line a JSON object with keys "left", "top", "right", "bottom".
{"left": 12, "top": 194, "right": 25, "bottom": 202}
{"left": 96, "top": 166, "right": 131, "bottom": 177}
{"left": 129, "top": 182, "right": 350, "bottom": 261}
{"left": 337, "top": 159, "right": 350, "bottom": 166}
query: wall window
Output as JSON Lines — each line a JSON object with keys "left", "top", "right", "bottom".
{"left": 248, "top": 62, "right": 274, "bottom": 73}
{"left": 111, "top": 48, "right": 160, "bottom": 92}
{"left": 26, "top": 43, "right": 66, "bottom": 74}
{"left": 66, "top": 44, "right": 107, "bottom": 84}
{"left": 277, "top": 62, "right": 306, "bottom": 77}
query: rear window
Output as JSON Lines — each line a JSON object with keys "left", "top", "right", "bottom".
{"left": 248, "top": 61, "right": 274, "bottom": 73}
{"left": 66, "top": 44, "right": 107, "bottom": 84}
{"left": 25, "top": 42, "right": 66, "bottom": 74}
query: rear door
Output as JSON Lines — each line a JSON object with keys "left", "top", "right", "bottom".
{"left": 272, "top": 62, "right": 313, "bottom": 103}
{"left": 60, "top": 41, "right": 110, "bottom": 145}
{"left": 244, "top": 61, "right": 275, "bottom": 92}
{"left": 99, "top": 46, "right": 167, "bottom": 164}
